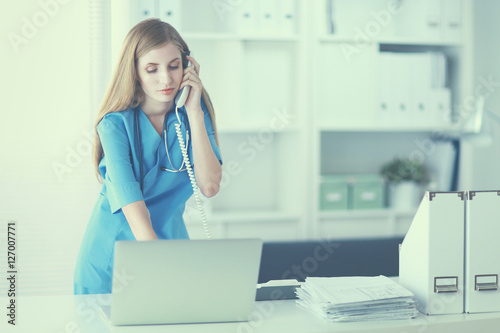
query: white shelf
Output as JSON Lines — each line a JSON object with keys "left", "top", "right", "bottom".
{"left": 377, "top": 37, "right": 462, "bottom": 46}
{"left": 316, "top": 209, "right": 416, "bottom": 240}
{"left": 182, "top": 32, "right": 236, "bottom": 41}
{"left": 318, "top": 209, "right": 416, "bottom": 220}
{"left": 211, "top": 210, "right": 301, "bottom": 224}
{"left": 239, "top": 34, "right": 301, "bottom": 42}
{"left": 218, "top": 124, "right": 301, "bottom": 134}
{"left": 185, "top": 211, "right": 301, "bottom": 225}
{"left": 317, "top": 35, "right": 463, "bottom": 46}
{"left": 183, "top": 32, "right": 301, "bottom": 42}
{"left": 316, "top": 123, "right": 458, "bottom": 133}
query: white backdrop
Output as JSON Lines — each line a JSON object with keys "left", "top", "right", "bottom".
{"left": 0, "top": 0, "right": 100, "bottom": 295}
{"left": 467, "top": 1, "right": 500, "bottom": 189}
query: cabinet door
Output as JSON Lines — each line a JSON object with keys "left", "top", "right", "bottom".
{"left": 317, "top": 43, "right": 376, "bottom": 126}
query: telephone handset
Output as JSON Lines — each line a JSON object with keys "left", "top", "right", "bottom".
{"left": 173, "top": 63, "right": 191, "bottom": 108}
{"left": 173, "top": 52, "right": 213, "bottom": 240}
{"left": 174, "top": 50, "right": 193, "bottom": 108}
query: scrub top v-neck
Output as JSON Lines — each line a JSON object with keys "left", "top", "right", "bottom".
{"left": 74, "top": 98, "right": 221, "bottom": 293}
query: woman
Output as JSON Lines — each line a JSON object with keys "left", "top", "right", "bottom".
{"left": 74, "top": 18, "right": 222, "bottom": 295}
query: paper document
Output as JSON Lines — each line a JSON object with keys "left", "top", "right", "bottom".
{"left": 296, "top": 276, "right": 418, "bottom": 322}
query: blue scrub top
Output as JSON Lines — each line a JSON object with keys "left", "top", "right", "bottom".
{"left": 74, "top": 97, "right": 221, "bottom": 293}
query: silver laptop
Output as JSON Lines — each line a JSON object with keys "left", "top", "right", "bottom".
{"left": 108, "top": 238, "right": 263, "bottom": 326}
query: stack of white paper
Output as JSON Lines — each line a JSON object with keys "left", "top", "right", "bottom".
{"left": 296, "top": 276, "right": 418, "bottom": 322}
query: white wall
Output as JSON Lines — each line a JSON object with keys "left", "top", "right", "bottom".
{"left": 0, "top": 0, "right": 100, "bottom": 294}
{"left": 467, "top": 1, "right": 500, "bottom": 189}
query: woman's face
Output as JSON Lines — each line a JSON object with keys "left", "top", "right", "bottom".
{"left": 136, "top": 42, "right": 183, "bottom": 107}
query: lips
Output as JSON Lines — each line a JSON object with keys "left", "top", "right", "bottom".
{"left": 158, "top": 88, "right": 175, "bottom": 95}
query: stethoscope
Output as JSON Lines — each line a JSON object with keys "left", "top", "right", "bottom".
{"left": 134, "top": 106, "right": 190, "bottom": 191}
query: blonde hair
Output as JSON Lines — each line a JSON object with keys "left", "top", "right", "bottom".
{"left": 92, "top": 18, "right": 218, "bottom": 181}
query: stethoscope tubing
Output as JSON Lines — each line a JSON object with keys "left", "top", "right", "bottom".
{"left": 134, "top": 107, "right": 189, "bottom": 192}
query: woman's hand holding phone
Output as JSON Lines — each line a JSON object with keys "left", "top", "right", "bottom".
{"left": 179, "top": 55, "right": 204, "bottom": 118}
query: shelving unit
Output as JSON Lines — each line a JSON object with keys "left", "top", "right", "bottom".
{"left": 309, "top": 0, "right": 474, "bottom": 240}
{"left": 109, "top": 0, "right": 474, "bottom": 241}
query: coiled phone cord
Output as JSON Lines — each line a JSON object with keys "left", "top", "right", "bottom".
{"left": 175, "top": 108, "right": 213, "bottom": 240}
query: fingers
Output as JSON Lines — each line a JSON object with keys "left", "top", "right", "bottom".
{"left": 179, "top": 68, "right": 202, "bottom": 91}
{"left": 186, "top": 55, "right": 200, "bottom": 75}
{"left": 183, "top": 66, "right": 200, "bottom": 80}
{"left": 179, "top": 58, "right": 202, "bottom": 90}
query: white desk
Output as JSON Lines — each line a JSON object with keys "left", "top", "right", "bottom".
{"left": 2, "top": 294, "right": 500, "bottom": 333}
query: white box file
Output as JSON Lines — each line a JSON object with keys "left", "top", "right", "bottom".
{"left": 277, "top": 0, "right": 296, "bottom": 35}
{"left": 158, "top": 0, "right": 182, "bottom": 29}
{"left": 399, "top": 191, "right": 465, "bottom": 315}
{"left": 135, "top": 0, "right": 156, "bottom": 23}
{"left": 257, "top": 0, "right": 277, "bottom": 34}
{"left": 443, "top": 0, "right": 462, "bottom": 42}
{"left": 430, "top": 88, "right": 452, "bottom": 126}
{"left": 465, "top": 191, "right": 500, "bottom": 313}
{"left": 236, "top": 1, "right": 257, "bottom": 34}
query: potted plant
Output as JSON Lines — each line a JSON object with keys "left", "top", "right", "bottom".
{"left": 380, "top": 158, "right": 429, "bottom": 210}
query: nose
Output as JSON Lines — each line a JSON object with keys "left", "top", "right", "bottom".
{"left": 158, "top": 67, "right": 171, "bottom": 85}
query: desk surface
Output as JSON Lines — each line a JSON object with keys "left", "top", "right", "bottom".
{"left": 2, "top": 294, "right": 500, "bottom": 333}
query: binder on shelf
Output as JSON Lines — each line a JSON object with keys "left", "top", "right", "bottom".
{"left": 257, "top": 0, "right": 278, "bottom": 35}
{"left": 393, "top": 0, "right": 442, "bottom": 40}
{"left": 377, "top": 53, "right": 394, "bottom": 124}
{"left": 391, "top": 54, "right": 412, "bottom": 125}
{"left": 424, "top": 0, "right": 443, "bottom": 40}
{"left": 376, "top": 51, "right": 449, "bottom": 128}
{"left": 135, "top": 0, "right": 156, "bottom": 23}
{"left": 410, "top": 53, "right": 432, "bottom": 126}
{"left": 394, "top": 0, "right": 462, "bottom": 42}
{"left": 465, "top": 191, "right": 500, "bottom": 313}
{"left": 430, "top": 88, "right": 452, "bottom": 126}
{"left": 277, "top": 0, "right": 296, "bottom": 35}
{"left": 443, "top": 0, "right": 462, "bottom": 42}
{"left": 158, "top": 0, "right": 181, "bottom": 29}
{"left": 399, "top": 191, "right": 465, "bottom": 315}
{"left": 236, "top": 0, "right": 257, "bottom": 34}
{"left": 431, "top": 52, "right": 447, "bottom": 89}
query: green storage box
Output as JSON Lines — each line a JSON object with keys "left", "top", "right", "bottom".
{"left": 350, "top": 174, "right": 385, "bottom": 210}
{"left": 319, "top": 175, "right": 349, "bottom": 210}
